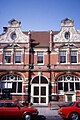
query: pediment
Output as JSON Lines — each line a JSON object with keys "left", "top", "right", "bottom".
{"left": 54, "top": 43, "right": 79, "bottom": 49}
{"left": 3, "top": 43, "right": 23, "bottom": 49}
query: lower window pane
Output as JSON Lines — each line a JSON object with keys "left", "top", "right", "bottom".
{"left": 58, "top": 82, "right": 63, "bottom": 90}
{"left": 71, "top": 56, "right": 77, "bottom": 63}
{"left": 12, "top": 82, "right": 16, "bottom": 93}
{"left": 41, "top": 97, "right": 46, "bottom": 103}
{"left": 41, "top": 87, "right": 46, "bottom": 96}
{"left": 18, "top": 82, "right": 22, "bottom": 93}
{"left": 33, "top": 97, "right": 39, "bottom": 103}
{"left": 34, "top": 87, "right": 39, "bottom": 95}
{"left": 75, "top": 83, "right": 80, "bottom": 90}
{"left": 64, "top": 83, "right": 68, "bottom": 92}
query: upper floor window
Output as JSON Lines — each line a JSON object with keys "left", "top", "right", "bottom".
{"left": 37, "top": 52, "right": 43, "bottom": 64}
{"left": 59, "top": 51, "right": 66, "bottom": 63}
{"left": 4, "top": 51, "right": 11, "bottom": 64}
{"left": 70, "top": 51, "right": 77, "bottom": 63}
{"left": 14, "top": 51, "right": 21, "bottom": 63}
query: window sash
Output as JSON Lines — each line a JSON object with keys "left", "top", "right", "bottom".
{"left": 37, "top": 52, "right": 43, "bottom": 64}
{"left": 60, "top": 51, "right": 66, "bottom": 63}
{"left": 70, "top": 51, "right": 77, "bottom": 63}
{"left": 4, "top": 51, "right": 11, "bottom": 63}
{"left": 14, "top": 51, "right": 21, "bottom": 63}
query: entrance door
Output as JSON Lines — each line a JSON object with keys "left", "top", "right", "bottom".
{"left": 31, "top": 75, "right": 49, "bottom": 105}
{"left": 31, "top": 85, "right": 48, "bottom": 104}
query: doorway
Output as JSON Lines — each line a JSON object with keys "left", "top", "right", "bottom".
{"left": 31, "top": 75, "right": 49, "bottom": 105}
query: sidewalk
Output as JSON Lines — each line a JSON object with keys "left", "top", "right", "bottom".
{"left": 36, "top": 106, "right": 58, "bottom": 116}
{"left": 33, "top": 103, "right": 59, "bottom": 117}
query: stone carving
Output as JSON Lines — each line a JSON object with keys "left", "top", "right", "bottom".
{"left": 54, "top": 18, "right": 80, "bottom": 42}
{"left": 0, "top": 19, "right": 29, "bottom": 43}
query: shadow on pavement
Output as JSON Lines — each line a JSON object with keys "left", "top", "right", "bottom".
{"left": 35, "top": 115, "right": 46, "bottom": 120}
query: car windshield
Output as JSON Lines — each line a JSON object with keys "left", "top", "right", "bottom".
{"left": 64, "top": 102, "right": 74, "bottom": 106}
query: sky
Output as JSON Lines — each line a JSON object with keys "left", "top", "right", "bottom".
{"left": 0, "top": 0, "right": 80, "bottom": 33}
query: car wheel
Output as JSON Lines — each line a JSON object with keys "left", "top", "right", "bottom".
{"left": 69, "top": 112, "right": 79, "bottom": 120}
{"left": 24, "top": 114, "right": 31, "bottom": 120}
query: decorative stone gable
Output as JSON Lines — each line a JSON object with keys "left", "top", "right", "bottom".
{"left": 54, "top": 18, "right": 80, "bottom": 42}
{"left": 0, "top": 19, "right": 29, "bottom": 43}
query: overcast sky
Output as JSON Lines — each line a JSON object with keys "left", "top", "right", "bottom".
{"left": 0, "top": 0, "right": 80, "bottom": 33}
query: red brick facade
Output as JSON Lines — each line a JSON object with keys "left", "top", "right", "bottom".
{"left": 0, "top": 18, "right": 80, "bottom": 105}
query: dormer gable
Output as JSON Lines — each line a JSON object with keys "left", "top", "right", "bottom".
{"left": 0, "top": 19, "right": 29, "bottom": 43}
{"left": 54, "top": 18, "right": 80, "bottom": 43}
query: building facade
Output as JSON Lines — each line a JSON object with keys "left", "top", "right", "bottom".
{"left": 0, "top": 18, "right": 80, "bottom": 105}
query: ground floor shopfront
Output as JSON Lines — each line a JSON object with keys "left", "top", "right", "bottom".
{"left": 0, "top": 71, "right": 80, "bottom": 105}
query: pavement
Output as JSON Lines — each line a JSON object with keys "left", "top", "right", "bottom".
{"left": 36, "top": 106, "right": 58, "bottom": 116}
{"left": 34, "top": 105, "right": 60, "bottom": 120}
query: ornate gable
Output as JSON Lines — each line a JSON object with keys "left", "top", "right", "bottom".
{"left": 54, "top": 18, "right": 80, "bottom": 42}
{"left": 0, "top": 19, "right": 29, "bottom": 43}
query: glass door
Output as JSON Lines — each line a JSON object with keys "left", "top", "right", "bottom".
{"left": 31, "top": 85, "right": 48, "bottom": 104}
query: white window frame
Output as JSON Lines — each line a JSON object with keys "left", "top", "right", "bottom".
{"left": 0, "top": 75, "right": 22, "bottom": 93}
{"left": 4, "top": 51, "right": 12, "bottom": 64}
{"left": 31, "top": 75, "right": 49, "bottom": 105}
{"left": 14, "top": 51, "right": 22, "bottom": 64}
{"left": 70, "top": 51, "right": 78, "bottom": 64}
{"left": 59, "top": 51, "right": 67, "bottom": 64}
{"left": 37, "top": 51, "right": 44, "bottom": 65}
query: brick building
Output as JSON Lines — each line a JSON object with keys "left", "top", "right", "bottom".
{"left": 0, "top": 18, "right": 80, "bottom": 105}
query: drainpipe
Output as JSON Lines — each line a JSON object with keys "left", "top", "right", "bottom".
{"left": 28, "top": 31, "right": 31, "bottom": 103}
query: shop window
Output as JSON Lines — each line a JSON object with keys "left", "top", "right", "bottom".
{"left": 58, "top": 75, "right": 80, "bottom": 93}
{"left": 1, "top": 75, "right": 22, "bottom": 93}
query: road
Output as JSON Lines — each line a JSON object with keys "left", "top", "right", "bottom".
{"left": 35, "top": 107, "right": 63, "bottom": 120}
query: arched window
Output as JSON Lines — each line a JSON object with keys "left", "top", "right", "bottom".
{"left": 32, "top": 75, "right": 48, "bottom": 84}
{"left": 58, "top": 74, "right": 80, "bottom": 92}
{"left": 0, "top": 74, "right": 22, "bottom": 93}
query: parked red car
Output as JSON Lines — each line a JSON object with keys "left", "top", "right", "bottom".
{"left": 0, "top": 100, "right": 38, "bottom": 120}
{"left": 58, "top": 101, "right": 80, "bottom": 120}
